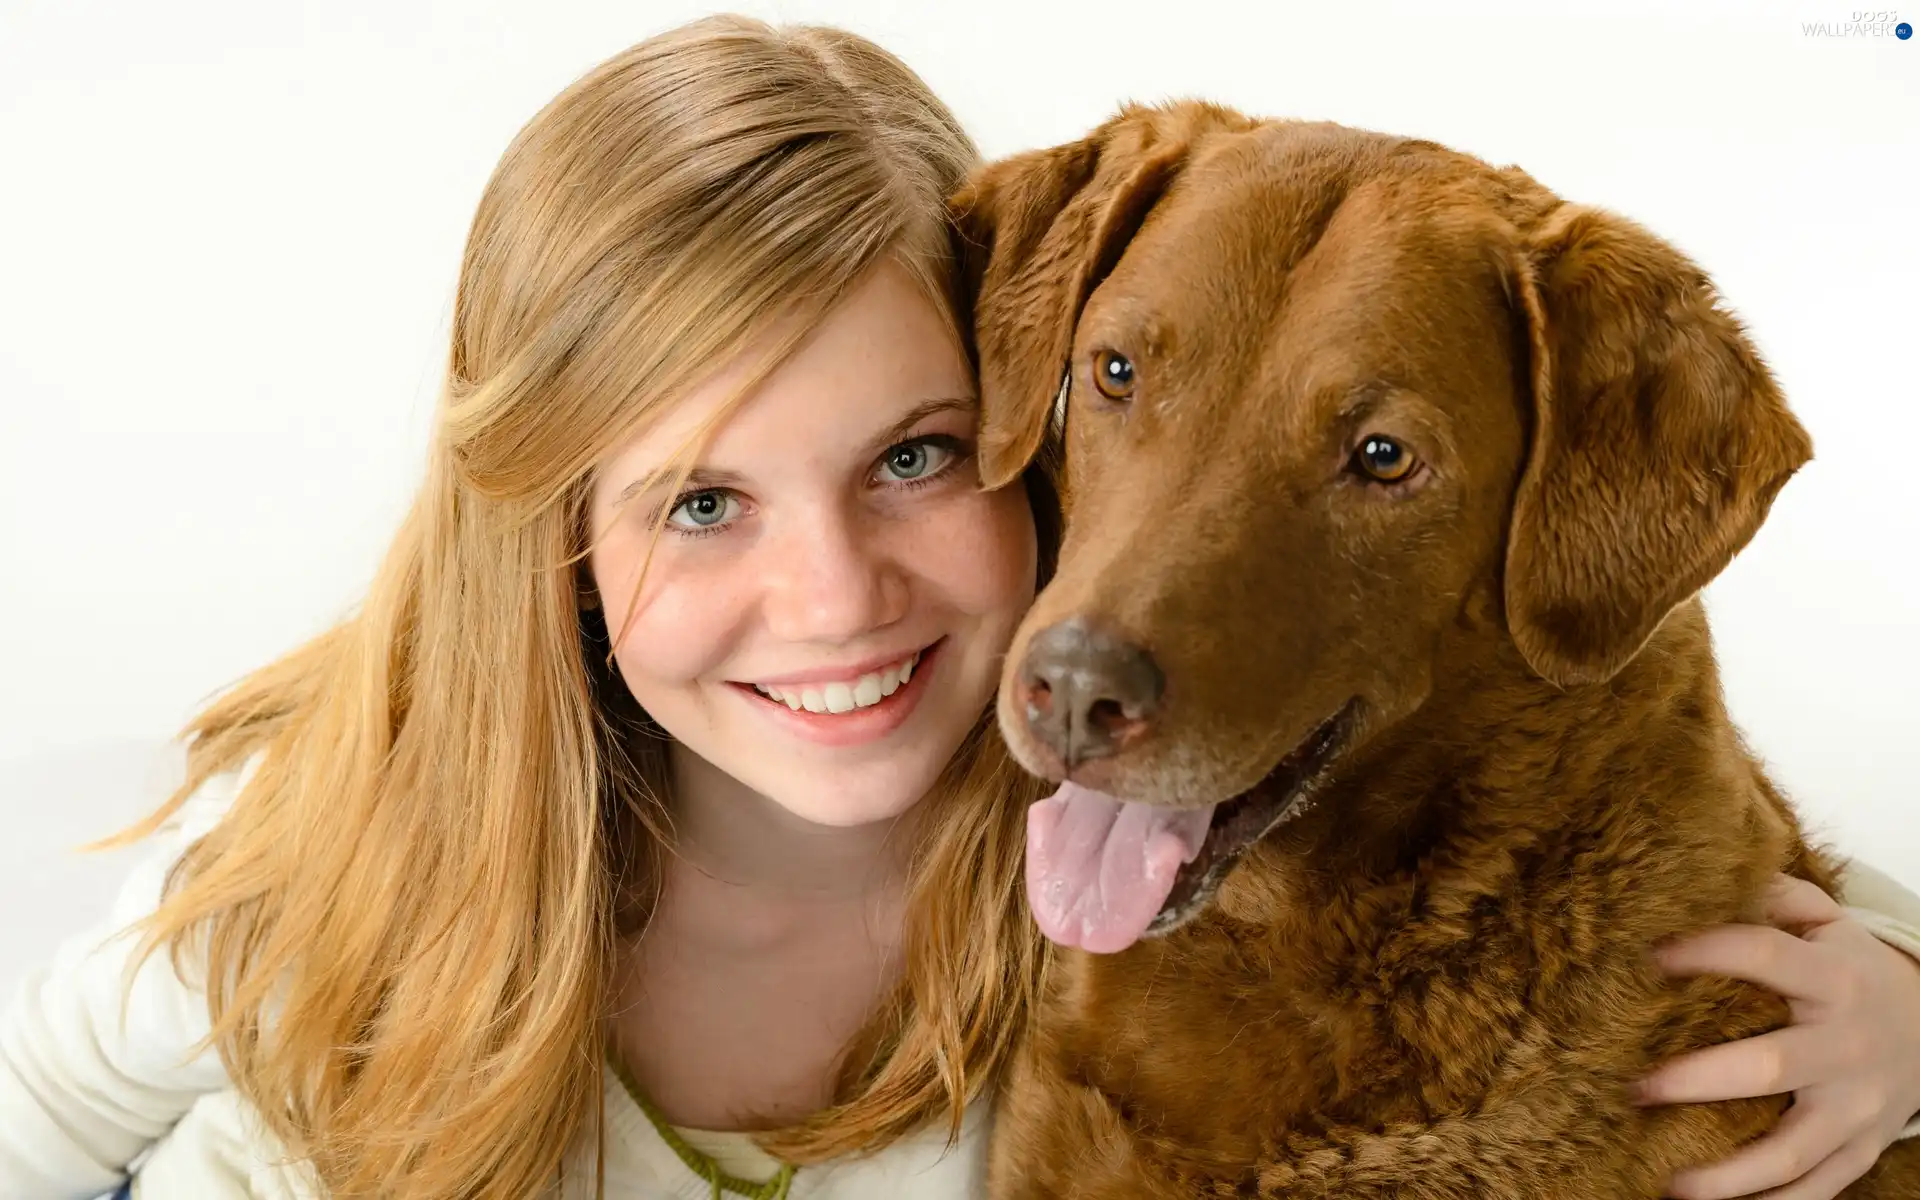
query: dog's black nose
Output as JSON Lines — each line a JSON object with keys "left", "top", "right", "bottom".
{"left": 1018, "top": 617, "right": 1163, "bottom": 769}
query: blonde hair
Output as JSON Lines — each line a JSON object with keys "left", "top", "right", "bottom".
{"left": 121, "top": 16, "right": 1055, "bottom": 1198}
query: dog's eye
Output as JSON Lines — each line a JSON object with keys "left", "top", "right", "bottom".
{"left": 1351, "top": 435, "right": 1417, "bottom": 483}
{"left": 1092, "top": 350, "right": 1135, "bottom": 400}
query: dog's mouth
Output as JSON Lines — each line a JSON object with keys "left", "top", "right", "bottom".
{"left": 1025, "top": 699, "right": 1361, "bottom": 953}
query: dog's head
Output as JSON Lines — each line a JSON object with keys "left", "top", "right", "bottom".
{"left": 955, "top": 103, "right": 1810, "bottom": 950}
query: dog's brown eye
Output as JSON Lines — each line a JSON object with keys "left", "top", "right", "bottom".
{"left": 1092, "top": 350, "right": 1135, "bottom": 400}
{"left": 1352, "top": 435, "right": 1417, "bottom": 483}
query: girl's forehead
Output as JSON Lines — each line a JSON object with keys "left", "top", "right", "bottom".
{"left": 598, "top": 263, "right": 974, "bottom": 488}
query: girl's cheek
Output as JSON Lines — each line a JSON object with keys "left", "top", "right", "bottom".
{"left": 998, "top": 483, "right": 1042, "bottom": 597}
{"left": 612, "top": 582, "right": 740, "bottom": 685}
{"left": 595, "top": 543, "right": 746, "bottom": 685}
{"left": 923, "top": 485, "right": 1039, "bottom": 615}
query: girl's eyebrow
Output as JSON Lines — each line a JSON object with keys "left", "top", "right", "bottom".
{"left": 611, "top": 395, "right": 977, "bottom": 509}
{"left": 865, "top": 395, "right": 977, "bottom": 455}
{"left": 613, "top": 465, "right": 746, "bottom": 508}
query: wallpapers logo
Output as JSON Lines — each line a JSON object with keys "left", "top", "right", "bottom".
{"left": 1802, "top": 10, "right": 1910, "bottom": 35}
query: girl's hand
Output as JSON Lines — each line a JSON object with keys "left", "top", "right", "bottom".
{"left": 1636, "top": 874, "right": 1920, "bottom": 1200}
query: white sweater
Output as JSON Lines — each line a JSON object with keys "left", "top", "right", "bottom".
{"left": 0, "top": 764, "right": 989, "bottom": 1199}
{"left": 2, "top": 766, "right": 1915, "bottom": 1199}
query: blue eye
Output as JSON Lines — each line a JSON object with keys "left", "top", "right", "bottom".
{"left": 876, "top": 437, "right": 957, "bottom": 483}
{"left": 667, "top": 490, "right": 738, "bottom": 529}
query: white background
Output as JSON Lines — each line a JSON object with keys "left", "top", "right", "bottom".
{"left": 1, "top": 0, "right": 1915, "bottom": 990}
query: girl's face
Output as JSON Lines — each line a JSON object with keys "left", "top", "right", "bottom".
{"left": 587, "top": 260, "right": 1038, "bottom": 828}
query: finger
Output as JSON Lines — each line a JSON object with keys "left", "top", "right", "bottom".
{"left": 1747, "top": 1136, "right": 1885, "bottom": 1200}
{"left": 1636, "top": 1026, "right": 1828, "bottom": 1105}
{"left": 1665, "top": 1094, "right": 1855, "bottom": 1200}
{"left": 1762, "top": 875, "right": 1846, "bottom": 932}
{"left": 1656, "top": 924, "right": 1833, "bottom": 1002}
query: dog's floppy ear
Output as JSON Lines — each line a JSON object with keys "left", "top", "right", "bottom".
{"left": 952, "top": 104, "right": 1242, "bottom": 487}
{"left": 1505, "top": 205, "right": 1812, "bottom": 687}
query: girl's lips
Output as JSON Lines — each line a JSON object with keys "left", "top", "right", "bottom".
{"left": 743, "top": 644, "right": 927, "bottom": 689}
{"left": 730, "top": 639, "right": 944, "bottom": 748}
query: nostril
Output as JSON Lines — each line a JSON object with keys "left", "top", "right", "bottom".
{"left": 1021, "top": 674, "right": 1055, "bottom": 720}
{"left": 1086, "top": 697, "right": 1150, "bottom": 747}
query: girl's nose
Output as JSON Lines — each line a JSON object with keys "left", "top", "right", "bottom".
{"left": 760, "top": 504, "right": 910, "bottom": 645}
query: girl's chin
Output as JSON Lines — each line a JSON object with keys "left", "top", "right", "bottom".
{"left": 763, "top": 771, "right": 943, "bottom": 829}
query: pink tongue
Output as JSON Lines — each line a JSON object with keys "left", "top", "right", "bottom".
{"left": 1025, "top": 781, "right": 1216, "bottom": 953}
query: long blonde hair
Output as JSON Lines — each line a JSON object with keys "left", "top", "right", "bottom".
{"left": 122, "top": 16, "right": 1055, "bottom": 1197}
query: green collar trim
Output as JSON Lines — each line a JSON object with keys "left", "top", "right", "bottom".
{"left": 607, "top": 1053, "right": 797, "bottom": 1200}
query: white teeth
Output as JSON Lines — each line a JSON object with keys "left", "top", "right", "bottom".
{"left": 752, "top": 650, "right": 922, "bottom": 716}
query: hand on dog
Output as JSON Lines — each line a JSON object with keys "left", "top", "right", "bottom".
{"left": 1636, "top": 873, "right": 1920, "bottom": 1200}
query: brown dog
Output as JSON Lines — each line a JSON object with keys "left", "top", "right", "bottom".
{"left": 956, "top": 102, "right": 1920, "bottom": 1199}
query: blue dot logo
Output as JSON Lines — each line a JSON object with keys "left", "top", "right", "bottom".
{"left": 1898, "top": 20, "right": 1913, "bottom": 37}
